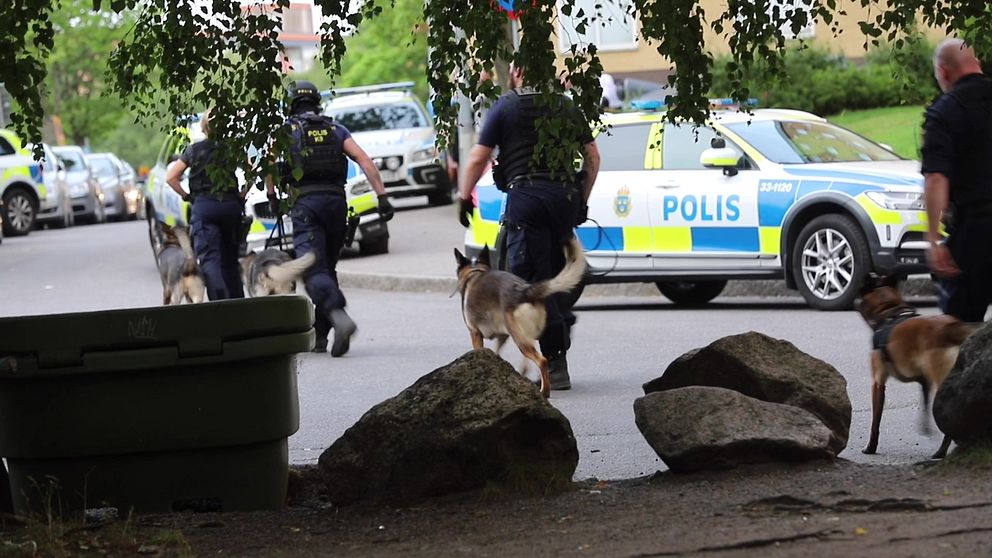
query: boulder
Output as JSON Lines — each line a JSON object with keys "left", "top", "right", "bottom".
{"left": 934, "top": 322, "right": 992, "bottom": 446}
{"left": 634, "top": 386, "right": 835, "bottom": 472}
{"left": 643, "top": 331, "right": 851, "bottom": 454}
{"left": 318, "top": 350, "right": 579, "bottom": 505}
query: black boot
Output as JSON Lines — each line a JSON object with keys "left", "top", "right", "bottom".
{"left": 330, "top": 309, "right": 357, "bottom": 357}
{"left": 313, "top": 320, "right": 330, "bottom": 353}
{"left": 548, "top": 354, "right": 571, "bottom": 390}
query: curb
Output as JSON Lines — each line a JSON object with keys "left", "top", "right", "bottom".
{"left": 339, "top": 271, "right": 938, "bottom": 300}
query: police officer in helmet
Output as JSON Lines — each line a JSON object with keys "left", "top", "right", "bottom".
{"left": 269, "top": 80, "right": 394, "bottom": 355}
{"left": 458, "top": 62, "right": 601, "bottom": 389}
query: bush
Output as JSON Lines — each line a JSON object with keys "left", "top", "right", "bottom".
{"left": 709, "top": 41, "right": 939, "bottom": 115}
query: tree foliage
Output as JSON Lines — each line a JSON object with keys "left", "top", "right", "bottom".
{"left": 1, "top": 0, "right": 989, "bottom": 167}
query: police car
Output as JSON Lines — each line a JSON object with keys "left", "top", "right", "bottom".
{"left": 464, "top": 107, "right": 931, "bottom": 311}
{"left": 0, "top": 130, "right": 57, "bottom": 236}
{"left": 143, "top": 119, "right": 389, "bottom": 260}
{"left": 322, "top": 82, "right": 452, "bottom": 206}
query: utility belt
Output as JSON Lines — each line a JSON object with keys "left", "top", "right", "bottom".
{"left": 190, "top": 188, "right": 240, "bottom": 203}
{"left": 295, "top": 183, "right": 346, "bottom": 197}
{"left": 503, "top": 172, "right": 583, "bottom": 192}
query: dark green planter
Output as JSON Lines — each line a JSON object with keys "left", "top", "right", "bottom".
{"left": 0, "top": 296, "right": 314, "bottom": 514}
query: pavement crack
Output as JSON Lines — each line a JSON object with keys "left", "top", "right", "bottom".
{"left": 743, "top": 495, "right": 992, "bottom": 514}
{"left": 883, "top": 525, "right": 992, "bottom": 544}
{"left": 625, "top": 528, "right": 845, "bottom": 557}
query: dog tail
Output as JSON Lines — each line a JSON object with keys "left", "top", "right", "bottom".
{"left": 524, "top": 236, "right": 586, "bottom": 302}
{"left": 266, "top": 251, "right": 316, "bottom": 284}
{"left": 174, "top": 227, "right": 198, "bottom": 276}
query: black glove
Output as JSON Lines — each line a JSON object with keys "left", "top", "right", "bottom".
{"left": 377, "top": 194, "right": 395, "bottom": 222}
{"left": 458, "top": 196, "right": 474, "bottom": 228}
{"left": 181, "top": 192, "right": 190, "bottom": 203}
{"left": 575, "top": 203, "right": 589, "bottom": 226}
{"left": 267, "top": 192, "right": 280, "bottom": 215}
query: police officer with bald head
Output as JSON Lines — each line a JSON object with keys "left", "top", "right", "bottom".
{"left": 923, "top": 39, "right": 992, "bottom": 321}
{"left": 270, "top": 81, "right": 395, "bottom": 355}
{"left": 458, "top": 62, "right": 601, "bottom": 390}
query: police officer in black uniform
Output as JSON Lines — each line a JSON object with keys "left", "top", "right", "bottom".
{"left": 166, "top": 108, "right": 246, "bottom": 300}
{"left": 458, "top": 63, "right": 601, "bottom": 389}
{"left": 923, "top": 38, "right": 992, "bottom": 322}
{"left": 270, "top": 81, "right": 395, "bottom": 355}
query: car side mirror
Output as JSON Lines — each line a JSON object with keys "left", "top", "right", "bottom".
{"left": 700, "top": 147, "right": 741, "bottom": 176}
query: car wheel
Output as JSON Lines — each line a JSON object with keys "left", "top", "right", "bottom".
{"left": 655, "top": 280, "right": 727, "bottom": 306}
{"left": 147, "top": 212, "right": 164, "bottom": 264}
{"left": 2, "top": 188, "right": 37, "bottom": 236}
{"left": 359, "top": 236, "right": 389, "bottom": 256}
{"left": 791, "top": 214, "right": 870, "bottom": 311}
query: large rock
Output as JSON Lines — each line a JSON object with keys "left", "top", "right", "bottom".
{"left": 634, "top": 386, "right": 835, "bottom": 472}
{"left": 318, "top": 350, "right": 579, "bottom": 505}
{"left": 643, "top": 332, "right": 851, "bottom": 454}
{"left": 934, "top": 322, "right": 992, "bottom": 446}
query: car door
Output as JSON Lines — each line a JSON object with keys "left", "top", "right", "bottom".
{"left": 647, "top": 123, "right": 763, "bottom": 270}
{"left": 581, "top": 120, "right": 659, "bottom": 272}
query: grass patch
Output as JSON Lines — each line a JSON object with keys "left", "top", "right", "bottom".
{"left": 827, "top": 105, "right": 927, "bottom": 160}
{"left": 939, "top": 442, "right": 992, "bottom": 471}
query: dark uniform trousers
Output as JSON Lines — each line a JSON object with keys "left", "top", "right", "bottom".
{"left": 190, "top": 196, "right": 244, "bottom": 300}
{"left": 503, "top": 180, "right": 580, "bottom": 359}
{"left": 290, "top": 190, "right": 349, "bottom": 338}
{"left": 940, "top": 216, "right": 992, "bottom": 322}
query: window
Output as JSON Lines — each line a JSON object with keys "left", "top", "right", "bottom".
{"left": 767, "top": 0, "right": 815, "bottom": 39}
{"left": 89, "top": 157, "right": 118, "bottom": 177}
{"left": 55, "top": 149, "right": 86, "bottom": 171}
{"left": 663, "top": 124, "right": 741, "bottom": 170}
{"left": 327, "top": 103, "right": 428, "bottom": 133}
{"left": 558, "top": 0, "right": 637, "bottom": 52}
{"left": 596, "top": 123, "right": 654, "bottom": 171}
{"left": 0, "top": 137, "right": 14, "bottom": 157}
{"left": 723, "top": 120, "right": 901, "bottom": 164}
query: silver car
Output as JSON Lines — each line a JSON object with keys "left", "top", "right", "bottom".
{"left": 53, "top": 146, "right": 105, "bottom": 225}
{"left": 28, "top": 143, "right": 74, "bottom": 229}
{"left": 86, "top": 152, "right": 140, "bottom": 221}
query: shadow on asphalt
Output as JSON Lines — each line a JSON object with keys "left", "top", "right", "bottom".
{"left": 574, "top": 297, "right": 939, "bottom": 313}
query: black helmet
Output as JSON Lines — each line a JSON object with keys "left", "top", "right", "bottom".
{"left": 289, "top": 80, "right": 321, "bottom": 110}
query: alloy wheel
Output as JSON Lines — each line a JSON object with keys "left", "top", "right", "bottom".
{"left": 799, "top": 227, "right": 854, "bottom": 301}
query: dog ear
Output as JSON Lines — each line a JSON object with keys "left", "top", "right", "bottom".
{"left": 454, "top": 248, "right": 470, "bottom": 269}
{"left": 478, "top": 244, "right": 491, "bottom": 267}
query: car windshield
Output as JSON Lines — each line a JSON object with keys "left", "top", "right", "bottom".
{"left": 55, "top": 150, "right": 86, "bottom": 171}
{"left": 326, "top": 102, "right": 427, "bottom": 133}
{"left": 88, "top": 157, "right": 117, "bottom": 177}
{"left": 722, "top": 120, "right": 901, "bottom": 164}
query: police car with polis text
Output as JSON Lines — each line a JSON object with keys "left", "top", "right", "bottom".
{"left": 143, "top": 118, "right": 389, "bottom": 260}
{"left": 464, "top": 105, "right": 931, "bottom": 310}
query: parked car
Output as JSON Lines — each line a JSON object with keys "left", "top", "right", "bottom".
{"left": 465, "top": 108, "right": 931, "bottom": 311}
{"left": 52, "top": 146, "right": 105, "bottom": 225}
{"left": 322, "top": 82, "right": 452, "bottom": 206}
{"left": 25, "top": 142, "right": 74, "bottom": 229}
{"left": 0, "top": 130, "right": 50, "bottom": 236}
{"left": 86, "top": 152, "right": 141, "bottom": 220}
{"left": 143, "top": 119, "right": 390, "bottom": 260}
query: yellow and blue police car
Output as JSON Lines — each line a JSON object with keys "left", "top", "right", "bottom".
{"left": 464, "top": 106, "right": 930, "bottom": 311}
{"left": 0, "top": 130, "right": 55, "bottom": 237}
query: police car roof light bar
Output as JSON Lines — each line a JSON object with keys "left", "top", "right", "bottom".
{"left": 322, "top": 81, "right": 416, "bottom": 100}
{"left": 630, "top": 97, "right": 760, "bottom": 112}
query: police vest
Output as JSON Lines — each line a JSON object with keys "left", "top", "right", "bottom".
{"left": 946, "top": 75, "right": 992, "bottom": 212}
{"left": 286, "top": 113, "right": 347, "bottom": 189}
{"left": 186, "top": 139, "right": 238, "bottom": 196}
{"left": 496, "top": 90, "right": 562, "bottom": 183}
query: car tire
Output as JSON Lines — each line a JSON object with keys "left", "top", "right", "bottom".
{"left": 655, "top": 280, "right": 728, "bottom": 306}
{"left": 147, "top": 212, "right": 165, "bottom": 264}
{"left": 359, "top": 236, "right": 389, "bottom": 256}
{"left": 791, "top": 214, "right": 870, "bottom": 311}
{"left": 2, "top": 188, "right": 37, "bottom": 236}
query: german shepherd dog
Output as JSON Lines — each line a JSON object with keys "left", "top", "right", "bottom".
{"left": 157, "top": 224, "right": 205, "bottom": 305}
{"left": 241, "top": 249, "right": 316, "bottom": 297}
{"left": 856, "top": 273, "right": 977, "bottom": 458}
{"left": 454, "top": 237, "right": 586, "bottom": 398}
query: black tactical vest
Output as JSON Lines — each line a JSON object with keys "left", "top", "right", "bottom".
{"left": 495, "top": 89, "right": 557, "bottom": 183}
{"left": 185, "top": 139, "right": 238, "bottom": 196}
{"left": 946, "top": 75, "right": 992, "bottom": 211}
{"left": 287, "top": 113, "right": 347, "bottom": 188}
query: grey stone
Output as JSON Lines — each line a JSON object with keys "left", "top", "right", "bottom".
{"left": 634, "top": 386, "right": 836, "bottom": 472}
{"left": 318, "top": 349, "right": 579, "bottom": 505}
{"left": 934, "top": 321, "right": 992, "bottom": 446}
{"left": 642, "top": 331, "right": 851, "bottom": 454}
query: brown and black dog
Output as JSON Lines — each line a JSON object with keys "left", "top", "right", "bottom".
{"left": 856, "top": 273, "right": 977, "bottom": 458}
{"left": 454, "top": 237, "right": 586, "bottom": 398}
{"left": 156, "top": 224, "right": 206, "bottom": 305}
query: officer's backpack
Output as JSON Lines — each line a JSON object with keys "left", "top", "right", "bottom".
{"left": 284, "top": 113, "right": 347, "bottom": 185}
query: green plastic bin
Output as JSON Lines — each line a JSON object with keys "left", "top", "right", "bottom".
{"left": 0, "top": 296, "right": 314, "bottom": 514}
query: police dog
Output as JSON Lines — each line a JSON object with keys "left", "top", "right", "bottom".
{"left": 156, "top": 224, "right": 205, "bottom": 305}
{"left": 241, "top": 249, "right": 316, "bottom": 297}
{"left": 856, "top": 273, "right": 977, "bottom": 458}
{"left": 454, "top": 237, "right": 586, "bottom": 398}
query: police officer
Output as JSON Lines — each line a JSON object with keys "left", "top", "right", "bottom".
{"left": 923, "top": 38, "right": 992, "bottom": 322}
{"left": 458, "top": 63, "right": 601, "bottom": 389}
{"left": 166, "top": 108, "right": 246, "bottom": 300}
{"left": 270, "top": 81, "right": 395, "bottom": 356}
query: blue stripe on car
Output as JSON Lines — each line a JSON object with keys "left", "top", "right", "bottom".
{"left": 782, "top": 167, "right": 920, "bottom": 186}
{"left": 577, "top": 226, "right": 624, "bottom": 251}
{"left": 690, "top": 227, "right": 760, "bottom": 252}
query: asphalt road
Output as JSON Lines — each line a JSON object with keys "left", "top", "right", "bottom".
{"left": 0, "top": 208, "right": 947, "bottom": 481}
